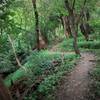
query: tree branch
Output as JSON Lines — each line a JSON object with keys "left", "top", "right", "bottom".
{"left": 8, "top": 34, "right": 22, "bottom": 68}
{"left": 72, "top": 0, "right": 76, "bottom": 10}
{"left": 76, "top": 0, "right": 87, "bottom": 24}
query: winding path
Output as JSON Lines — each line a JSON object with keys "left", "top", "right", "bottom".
{"left": 55, "top": 52, "right": 95, "bottom": 100}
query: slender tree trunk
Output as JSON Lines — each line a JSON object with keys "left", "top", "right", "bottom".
{"left": 32, "top": 0, "right": 46, "bottom": 50}
{"left": 80, "top": 8, "right": 91, "bottom": 41}
{"left": 64, "top": 0, "right": 87, "bottom": 55}
{"left": 32, "top": 0, "right": 40, "bottom": 50}
{"left": 64, "top": 0, "right": 80, "bottom": 55}
{"left": 69, "top": 15, "right": 80, "bottom": 55}
{"left": 80, "top": 23, "right": 89, "bottom": 41}
{"left": 61, "top": 16, "right": 70, "bottom": 38}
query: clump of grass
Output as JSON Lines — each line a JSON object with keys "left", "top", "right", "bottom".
{"left": 89, "top": 49, "right": 100, "bottom": 99}
{"left": 78, "top": 40, "right": 100, "bottom": 49}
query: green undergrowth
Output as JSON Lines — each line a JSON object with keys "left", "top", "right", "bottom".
{"left": 4, "top": 50, "right": 78, "bottom": 87}
{"left": 4, "top": 50, "right": 79, "bottom": 100}
{"left": 56, "top": 34, "right": 100, "bottom": 52}
{"left": 79, "top": 40, "right": 100, "bottom": 49}
{"left": 38, "top": 58, "right": 76, "bottom": 91}
{"left": 89, "top": 49, "right": 100, "bottom": 100}
{"left": 84, "top": 32, "right": 100, "bottom": 99}
{"left": 4, "top": 32, "right": 100, "bottom": 100}
{"left": 24, "top": 51, "right": 78, "bottom": 100}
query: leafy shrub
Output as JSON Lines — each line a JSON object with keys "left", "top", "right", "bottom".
{"left": 78, "top": 41, "right": 100, "bottom": 49}
{"left": 0, "top": 53, "right": 15, "bottom": 74}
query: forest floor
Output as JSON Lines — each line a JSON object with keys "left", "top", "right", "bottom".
{"left": 54, "top": 52, "right": 96, "bottom": 100}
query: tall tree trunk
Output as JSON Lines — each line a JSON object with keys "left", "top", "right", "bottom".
{"left": 69, "top": 15, "right": 80, "bottom": 55}
{"left": 64, "top": 0, "right": 87, "bottom": 55}
{"left": 32, "top": 0, "right": 46, "bottom": 50}
{"left": 32, "top": 0, "right": 40, "bottom": 50}
{"left": 64, "top": 0, "right": 80, "bottom": 55}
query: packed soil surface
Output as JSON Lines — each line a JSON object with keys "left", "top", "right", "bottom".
{"left": 55, "top": 52, "right": 95, "bottom": 100}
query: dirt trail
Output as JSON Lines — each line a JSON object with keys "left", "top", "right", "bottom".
{"left": 55, "top": 52, "right": 95, "bottom": 100}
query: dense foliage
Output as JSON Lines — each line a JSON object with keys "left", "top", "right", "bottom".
{"left": 0, "top": 0, "right": 99, "bottom": 100}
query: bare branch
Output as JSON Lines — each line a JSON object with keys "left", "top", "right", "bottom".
{"left": 8, "top": 34, "right": 22, "bottom": 68}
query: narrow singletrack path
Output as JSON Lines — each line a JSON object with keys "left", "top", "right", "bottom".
{"left": 55, "top": 52, "right": 95, "bottom": 100}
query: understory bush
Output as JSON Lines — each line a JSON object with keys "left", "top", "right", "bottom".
{"left": 12, "top": 50, "right": 78, "bottom": 100}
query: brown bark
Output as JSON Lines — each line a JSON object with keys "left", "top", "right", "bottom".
{"left": 61, "top": 16, "right": 71, "bottom": 38}
{"left": 80, "top": 8, "right": 91, "bottom": 41}
{"left": 64, "top": 0, "right": 80, "bottom": 55}
{"left": 0, "top": 77, "right": 12, "bottom": 100}
{"left": 80, "top": 23, "right": 89, "bottom": 41}
{"left": 64, "top": 0, "right": 88, "bottom": 55}
{"left": 32, "top": 0, "right": 40, "bottom": 50}
{"left": 32, "top": 0, "right": 46, "bottom": 50}
{"left": 38, "top": 29, "right": 47, "bottom": 49}
{"left": 69, "top": 15, "right": 80, "bottom": 55}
